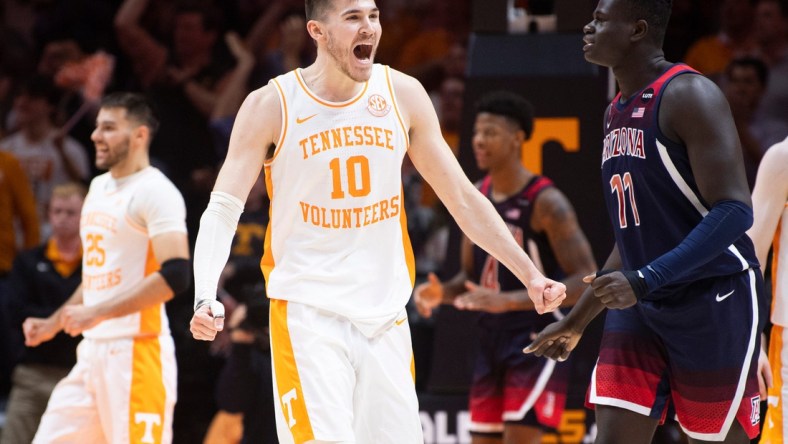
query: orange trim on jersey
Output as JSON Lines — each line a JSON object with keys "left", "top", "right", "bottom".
{"left": 129, "top": 336, "right": 166, "bottom": 444}
{"left": 295, "top": 68, "right": 369, "bottom": 108}
{"left": 270, "top": 299, "right": 315, "bottom": 443}
{"left": 398, "top": 186, "right": 416, "bottom": 286}
{"left": 140, "top": 241, "right": 162, "bottom": 335}
{"left": 261, "top": 164, "right": 275, "bottom": 290}
{"left": 269, "top": 78, "right": 289, "bottom": 163}
{"left": 410, "top": 353, "right": 416, "bottom": 384}
{"left": 384, "top": 66, "right": 410, "bottom": 149}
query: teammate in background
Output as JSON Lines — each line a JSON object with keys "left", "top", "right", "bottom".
{"left": 188, "top": 0, "right": 567, "bottom": 442}
{"left": 415, "top": 91, "right": 597, "bottom": 444}
{"left": 1, "top": 182, "right": 85, "bottom": 444}
{"left": 525, "top": 0, "right": 766, "bottom": 443}
{"left": 23, "top": 93, "right": 190, "bottom": 444}
{"left": 748, "top": 137, "right": 788, "bottom": 444}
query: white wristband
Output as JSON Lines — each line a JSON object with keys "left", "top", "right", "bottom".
{"left": 193, "top": 191, "right": 244, "bottom": 310}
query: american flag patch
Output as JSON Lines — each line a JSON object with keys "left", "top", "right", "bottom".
{"left": 632, "top": 107, "right": 645, "bottom": 118}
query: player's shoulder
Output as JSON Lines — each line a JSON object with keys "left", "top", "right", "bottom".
{"left": 245, "top": 82, "right": 282, "bottom": 112}
{"left": 387, "top": 66, "right": 424, "bottom": 93}
{"left": 140, "top": 167, "right": 181, "bottom": 193}
{"left": 663, "top": 69, "right": 722, "bottom": 103}
{"left": 88, "top": 171, "right": 112, "bottom": 189}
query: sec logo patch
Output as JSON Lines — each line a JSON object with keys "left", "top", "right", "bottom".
{"left": 367, "top": 94, "right": 391, "bottom": 117}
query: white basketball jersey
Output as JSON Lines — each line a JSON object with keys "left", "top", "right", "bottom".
{"left": 80, "top": 167, "right": 186, "bottom": 339}
{"left": 262, "top": 65, "right": 415, "bottom": 333}
{"left": 773, "top": 201, "right": 787, "bottom": 327}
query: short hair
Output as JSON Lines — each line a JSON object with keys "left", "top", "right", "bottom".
{"left": 621, "top": 0, "right": 673, "bottom": 45}
{"left": 100, "top": 92, "right": 160, "bottom": 137}
{"left": 726, "top": 57, "right": 769, "bottom": 86}
{"left": 474, "top": 91, "right": 535, "bottom": 139}
{"left": 51, "top": 182, "right": 88, "bottom": 201}
{"left": 305, "top": 0, "right": 332, "bottom": 20}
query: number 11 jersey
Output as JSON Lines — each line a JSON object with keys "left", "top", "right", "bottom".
{"left": 600, "top": 63, "right": 758, "bottom": 300}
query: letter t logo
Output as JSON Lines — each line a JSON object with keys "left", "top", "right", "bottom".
{"left": 281, "top": 388, "right": 298, "bottom": 428}
{"left": 134, "top": 412, "right": 162, "bottom": 443}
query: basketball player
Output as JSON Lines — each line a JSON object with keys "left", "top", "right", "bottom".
{"left": 748, "top": 137, "right": 788, "bottom": 444}
{"left": 23, "top": 93, "right": 190, "bottom": 444}
{"left": 524, "top": 0, "right": 766, "bottom": 443}
{"left": 188, "top": 0, "right": 567, "bottom": 442}
{"left": 414, "top": 91, "right": 597, "bottom": 444}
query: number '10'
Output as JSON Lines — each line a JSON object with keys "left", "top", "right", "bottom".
{"left": 330, "top": 155, "right": 371, "bottom": 199}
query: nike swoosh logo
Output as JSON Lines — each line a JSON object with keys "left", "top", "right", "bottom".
{"left": 395, "top": 317, "right": 407, "bottom": 326}
{"left": 715, "top": 290, "right": 735, "bottom": 302}
{"left": 296, "top": 114, "right": 317, "bottom": 124}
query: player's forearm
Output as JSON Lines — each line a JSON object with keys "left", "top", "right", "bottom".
{"left": 92, "top": 274, "right": 173, "bottom": 321}
{"left": 440, "top": 272, "right": 469, "bottom": 303}
{"left": 563, "top": 247, "right": 622, "bottom": 331}
{"left": 51, "top": 285, "right": 84, "bottom": 322}
{"left": 450, "top": 190, "right": 541, "bottom": 283}
{"left": 193, "top": 192, "right": 244, "bottom": 308}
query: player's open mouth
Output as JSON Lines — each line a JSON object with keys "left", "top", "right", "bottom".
{"left": 353, "top": 44, "right": 373, "bottom": 61}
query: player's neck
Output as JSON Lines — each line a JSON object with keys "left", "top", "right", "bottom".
{"left": 109, "top": 153, "right": 150, "bottom": 179}
{"left": 301, "top": 59, "right": 367, "bottom": 102}
{"left": 613, "top": 52, "right": 670, "bottom": 100}
{"left": 489, "top": 166, "right": 532, "bottom": 201}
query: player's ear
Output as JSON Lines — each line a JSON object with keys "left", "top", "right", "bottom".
{"left": 631, "top": 19, "right": 648, "bottom": 43}
{"left": 134, "top": 124, "right": 151, "bottom": 145}
{"left": 306, "top": 19, "right": 324, "bottom": 42}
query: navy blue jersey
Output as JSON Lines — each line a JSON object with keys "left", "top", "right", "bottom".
{"left": 473, "top": 175, "right": 565, "bottom": 329}
{"left": 601, "top": 63, "right": 758, "bottom": 300}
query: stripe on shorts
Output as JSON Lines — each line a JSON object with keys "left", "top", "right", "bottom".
{"left": 271, "top": 299, "right": 314, "bottom": 443}
{"left": 130, "top": 337, "right": 165, "bottom": 443}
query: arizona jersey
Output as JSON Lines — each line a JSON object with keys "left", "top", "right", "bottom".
{"left": 262, "top": 65, "right": 413, "bottom": 334}
{"left": 601, "top": 63, "right": 758, "bottom": 300}
{"left": 80, "top": 167, "right": 186, "bottom": 339}
{"left": 473, "top": 175, "right": 564, "bottom": 329}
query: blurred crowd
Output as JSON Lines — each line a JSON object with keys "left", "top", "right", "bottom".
{"left": 0, "top": 0, "right": 786, "bottom": 442}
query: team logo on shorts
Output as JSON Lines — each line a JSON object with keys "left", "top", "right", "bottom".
{"left": 367, "top": 94, "right": 391, "bottom": 117}
{"left": 751, "top": 395, "right": 761, "bottom": 425}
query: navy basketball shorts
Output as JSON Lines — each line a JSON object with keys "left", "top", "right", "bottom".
{"left": 587, "top": 268, "right": 766, "bottom": 440}
{"left": 470, "top": 325, "right": 570, "bottom": 434}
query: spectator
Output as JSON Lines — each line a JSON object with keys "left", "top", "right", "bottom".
{"left": 114, "top": 0, "right": 234, "bottom": 184}
{"left": 252, "top": 8, "right": 314, "bottom": 86}
{"left": 0, "top": 75, "right": 90, "bottom": 236}
{"left": 753, "top": 0, "right": 788, "bottom": 144}
{"left": 0, "top": 149, "right": 39, "bottom": 400}
{"left": 1, "top": 182, "right": 85, "bottom": 444}
{"left": 722, "top": 57, "right": 772, "bottom": 188}
{"left": 684, "top": 0, "right": 759, "bottom": 83}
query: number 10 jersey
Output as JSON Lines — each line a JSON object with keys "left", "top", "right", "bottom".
{"left": 263, "top": 65, "right": 414, "bottom": 335}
